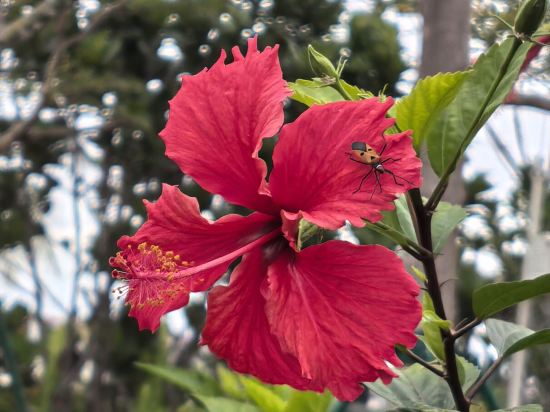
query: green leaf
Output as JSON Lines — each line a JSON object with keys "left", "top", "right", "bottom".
{"left": 289, "top": 78, "right": 371, "bottom": 107}
{"left": 194, "top": 396, "right": 260, "bottom": 412}
{"left": 431, "top": 202, "right": 467, "bottom": 254}
{"left": 368, "top": 195, "right": 416, "bottom": 246}
{"left": 381, "top": 207, "right": 403, "bottom": 234}
{"left": 389, "top": 408, "right": 458, "bottom": 412}
{"left": 426, "top": 38, "right": 531, "bottom": 176}
{"left": 394, "top": 71, "right": 468, "bottom": 148}
{"left": 395, "top": 195, "right": 416, "bottom": 241}
{"left": 411, "top": 265, "right": 427, "bottom": 283}
{"left": 367, "top": 356, "right": 478, "bottom": 410}
{"left": 288, "top": 79, "right": 344, "bottom": 106}
{"left": 363, "top": 220, "right": 414, "bottom": 251}
{"left": 486, "top": 319, "right": 550, "bottom": 358}
{"left": 135, "top": 363, "right": 221, "bottom": 396}
{"left": 238, "top": 376, "right": 285, "bottom": 412}
{"left": 136, "top": 383, "right": 167, "bottom": 412}
{"left": 456, "top": 356, "right": 480, "bottom": 391}
{"left": 420, "top": 294, "right": 450, "bottom": 360}
{"left": 491, "top": 405, "right": 543, "bottom": 412}
{"left": 472, "top": 273, "right": 550, "bottom": 319}
{"left": 217, "top": 365, "right": 246, "bottom": 401}
{"left": 283, "top": 391, "right": 332, "bottom": 412}
{"left": 339, "top": 79, "right": 373, "bottom": 101}
{"left": 39, "top": 326, "right": 67, "bottom": 410}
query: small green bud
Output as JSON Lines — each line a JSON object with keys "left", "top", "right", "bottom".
{"left": 307, "top": 45, "right": 339, "bottom": 79}
{"left": 514, "top": 0, "right": 547, "bottom": 36}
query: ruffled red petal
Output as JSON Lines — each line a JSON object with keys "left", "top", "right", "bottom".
{"left": 269, "top": 98, "right": 421, "bottom": 229}
{"left": 110, "top": 184, "right": 276, "bottom": 332}
{"left": 201, "top": 247, "right": 322, "bottom": 391}
{"left": 160, "top": 37, "right": 289, "bottom": 214}
{"left": 264, "top": 240, "right": 421, "bottom": 401}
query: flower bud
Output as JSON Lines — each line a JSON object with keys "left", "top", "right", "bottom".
{"left": 307, "top": 45, "right": 339, "bottom": 79}
{"left": 514, "top": 0, "right": 547, "bottom": 36}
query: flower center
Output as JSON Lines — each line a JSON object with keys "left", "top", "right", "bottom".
{"left": 110, "top": 242, "right": 197, "bottom": 309}
{"left": 110, "top": 242, "right": 195, "bottom": 283}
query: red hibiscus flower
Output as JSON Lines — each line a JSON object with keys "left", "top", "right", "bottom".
{"left": 110, "top": 37, "right": 422, "bottom": 401}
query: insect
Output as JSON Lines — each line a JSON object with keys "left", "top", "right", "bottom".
{"left": 346, "top": 135, "right": 413, "bottom": 196}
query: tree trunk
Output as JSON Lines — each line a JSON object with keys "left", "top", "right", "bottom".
{"left": 419, "top": 0, "right": 471, "bottom": 322}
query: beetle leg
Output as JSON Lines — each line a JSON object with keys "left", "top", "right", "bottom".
{"left": 378, "top": 135, "right": 387, "bottom": 156}
{"left": 380, "top": 157, "right": 400, "bottom": 164}
{"left": 353, "top": 168, "right": 374, "bottom": 194}
{"left": 375, "top": 170, "right": 383, "bottom": 193}
{"left": 369, "top": 171, "right": 382, "bottom": 199}
{"left": 386, "top": 169, "right": 413, "bottom": 186}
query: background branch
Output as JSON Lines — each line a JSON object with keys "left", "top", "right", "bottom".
{"left": 0, "top": 0, "right": 129, "bottom": 152}
{"left": 0, "top": 0, "right": 60, "bottom": 45}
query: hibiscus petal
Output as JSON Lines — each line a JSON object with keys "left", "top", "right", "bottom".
{"left": 160, "top": 37, "right": 289, "bottom": 214}
{"left": 264, "top": 240, "right": 421, "bottom": 401}
{"left": 201, "top": 247, "right": 322, "bottom": 391}
{"left": 110, "top": 184, "right": 277, "bottom": 332}
{"left": 269, "top": 98, "right": 422, "bottom": 229}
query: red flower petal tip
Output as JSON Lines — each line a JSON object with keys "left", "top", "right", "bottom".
{"left": 159, "top": 36, "right": 289, "bottom": 214}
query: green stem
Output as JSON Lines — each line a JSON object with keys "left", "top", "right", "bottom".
{"left": 401, "top": 347, "right": 444, "bottom": 377}
{"left": 0, "top": 303, "right": 28, "bottom": 412}
{"left": 364, "top": 220, "right": 433, "bottom": 259}
{"left": 426, "top": 37, "right": 523, "bottom": 212}
{"left": 334, "top": 78, "right": 353, "bottom": 100}
{"left": 452, "top": 318, "right": 482, "bottom": 341}
{"left": 466, "top": 357, "right": 505, "bottom": 400}
{"left": 408, "top": 189, "right": 470, "bottom": 412}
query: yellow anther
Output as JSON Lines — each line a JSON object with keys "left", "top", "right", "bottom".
{"left": 137, "top": 242, "right": 147, "bottom": 252}
{"left": 165, "top": 251, "right": 174, "bottom": 258}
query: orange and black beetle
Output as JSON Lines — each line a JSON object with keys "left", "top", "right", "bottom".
{"left": 347, "top": 136, "right": 412, "bottom": 196}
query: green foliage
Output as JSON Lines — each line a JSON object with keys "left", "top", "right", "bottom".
{"left": 135, "top": 363, "right": 221, "bottom": 397}
{"left": 425, "top": 38, "right": 531, "bottom": 177}
{"left": 39, "top": 327, "right": 67, "bottom": 411}
{"left": 472, "top": 273, "right": 550, "bottom": 319}
{"left": 238, "top": 377, "right": 286, "bottom": 412}
{"left": 289, "top": 79, "right": 346, "bottom": 106}
{"left": 394, "top": 195, "right": 417, "bottom": 241}
{"left": 216, "top": 365, "right": 247, "bottom": 401}
{"left": 486, "top": 319, "right": 550, "bottom": 358}
{"left": 137, "top": 362, "right": 334, "bottom": 412}
{"left": 420, "top": 293, "right": 450, "bottom": 360}
{"left": 194, "top": 396, "right": 261, "bottom": 412}
{"left": 366, "top": 357, "right": 479, "bottom": 410}
{"left": 361, "top": 196, "right": 413, "bottom": 248}
{"left": 366, "top": 196, "right": 466, "bottom": 258}
{"left": 283, "top": 391, "right": 332, "bottom": 412}
{"left": 431, "top": 202, "right": 468, "bottom": 254}
{"left": 394, "top": 71, "right": 469, "bottom": 149}
{"left": 491, "top": 405, "right": 543, "bottom": 412}
{"left": 289, "top": 76, "right": 371, "bottom": 107}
